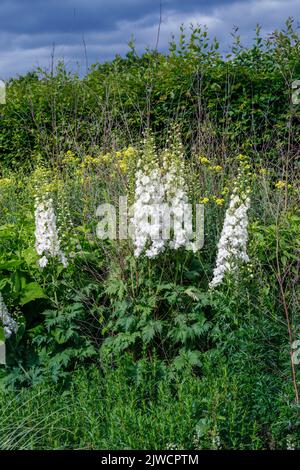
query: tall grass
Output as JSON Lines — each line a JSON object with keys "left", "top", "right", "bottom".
{"left": 0, "top": 357, "right": 295, "bottom": 450}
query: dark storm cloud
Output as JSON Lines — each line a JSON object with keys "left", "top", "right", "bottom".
{"left": 0, "top": 0, "right": 153, "bottom": 34}
{"left": 0, "top": 0, "right": 247, "bottom": 34}
{"left": 0, "top": 0, "right": 299, "bottom": 78}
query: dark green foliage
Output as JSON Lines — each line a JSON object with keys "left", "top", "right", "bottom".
{"left": 1, "top": 20, "right": 299, "bottom": 168}
{"left": 101, "top": 253, "right": 213, "bottom": 368}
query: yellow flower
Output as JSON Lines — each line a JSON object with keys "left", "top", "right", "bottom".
{"left": 215, "top": 198, "right": 225, "bottom": 205}
{"left": 62, "top": 150, "right": 80, "bottom": 165}
{"left": 83, "top": 155, "right": 96, "bottom": 166}
{"left": 66, "top": 150, "right": 75, "bottom": 158}
{"left": 100, "top": 153, "right": 111, "bottom": 163}
{"left": 211, "top": 165, "right": 223, "bottom": 172}
{"left": 275, "top": 180, "right": 286, "bottom": 189}
{"left": 199, "top": 156, "right": 210, "bottom": 165}
{"left": 93, "top": 156, "right": 102, "bottom": 165}
{"left": 259, "top": 168, "right": 268, "bottom": 175}
{"left": 200, "top": 197, "right": 210, "bottom": 204}
{"left": 119, "top": 161, "right": 127, "bottom": 173}
{"left": 237, "top": 153, "right": 247, "bottom": 161}
{"left": 123, "top": 146, "right": 136, "bottom": 158}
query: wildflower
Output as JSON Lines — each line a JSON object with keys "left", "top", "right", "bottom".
{"left": 83, "top": 155, "right": 95, "bottom": 166}
{"left": 34, "top": 197, "right": 68, "bottom": 269}
{"left": 259, "top": 168, "right": 268, "bottom": 175}
{"left": 119, "top": 161, "right": 127, "bottom": 173}
{"left": 99, "top": 153, "right": 111, "bottom": 163}
{"left": 132, "top": 166, "right": 166, "bottom": 258}
{"left": 200, "top": 197, "right": 210, "bottom": 204}
{"left": 210, "top": 165, "right": 223, "bottom": 172}
{"left": 116, "top": 146, "right": 137, "bottom": 174}
{"left": 163, "top": 131, "right": 197, "bottom": 252}
{"left": 275, "top": 180, "right": 286, "bottom": 189}
{"left": 38, "top": 255, "right": 48, "bottom": 268}
{"left": 66, "top": 150, "right": 75, "bottom": 158}
{"left": 215, "top": 198, "right": 225, "bottom": 206}
{"left": 132, "top": 130, "right": 198, "bottom": 256}
{"left": 199, "top": 156, "right": 210, "bottom": 165}
{"left": 132, "top": 135, "right": 166, "bottom": 258}
{"left": 123, "top": 146, "right": 136, "bottom": 159}
{"left": 164, "top": 163, "right": 191, "bottom": 250}
{"left": 0, "top": 292, "right": 17, "bottom": 338}
{"left": 210, "top": 192, "right": 250, "bottom": 288}
{"left": 62, "top": 150, "right": 79, "bottom": 165}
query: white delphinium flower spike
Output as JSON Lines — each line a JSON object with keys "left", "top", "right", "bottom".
{"left": 163, "top": 128, "right": 196, "bottom": 251}
{"left": 210, "top": 191, "right": 250, "bottom": 288}
{"left": 0, "top": 292, "right": 18, "bottom": 338}
{"left": 164, "top": 159, "right": 191, "bottom": 250}
{"left": 132, "top": 135, "right": 166, "bottom": 258}
{"left": 35, "top": 197, "right": 68, "bottom": 268}
{"left": 132, "top": 166, "right": 166, "bottom": 258}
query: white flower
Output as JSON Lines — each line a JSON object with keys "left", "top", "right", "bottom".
{"left": 132, "top": 165, "right": 166, "bottom": 258}
{"left": 59, "top": 251, "right": 69, "bottom": 268}
{"left": 164, "top": 156, "right": 192, "bottom": 251}
{"left": 210, "top": 193, "right": 250, "bottom": 288}
{"left": 141, "top": 175, "right": 150, "bottom": 185}
{"left": 0, "top": 292, "right": 18, "bottom": 339}
{"left": 38, "top": 255, "right": 48, "bottom": 268}
{"left": 132, "top": 131, "right": 198, "bottom": 257}
{"left": 35, "top": 197, "right": 68, "bottom": 269}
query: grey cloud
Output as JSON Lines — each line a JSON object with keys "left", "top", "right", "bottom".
{"left": 0, "top": 0, "right": 299, "bottom": 78}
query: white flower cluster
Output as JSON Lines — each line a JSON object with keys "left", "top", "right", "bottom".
{"left": 132, "top": 166, "right": 166, "bottom": 258}
{"left": 209, "top": 192, "right": 250, "bottom": 288}
{"left": 164, "top": 157, "right": 195, "bottom": 251}
{"left": 35, "top": 197, "right": 68, "bottom": 269}
{"left": 132, "top": 131, "right": 198, "bottom": 258}
{"left": 0, "top": 292, "right": 18, "bottom": 338}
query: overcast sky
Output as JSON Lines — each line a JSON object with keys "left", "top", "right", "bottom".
{"left": 0, "top": 0, "right": 299, "bottom": 79}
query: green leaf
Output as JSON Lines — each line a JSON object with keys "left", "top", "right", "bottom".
{"left": 0, "top": 224, "right": 15, "bottom": 239}
{"left": 173, "top": 349, "right": 201, "bottom": 370}
{"left": 0, "top": 259, "right": 23, "bottom": 270}
{"left": 19, "top": 282, "right": 46, "bottom": 305}
{"left": 22, "top": 247, "right": 39, "bottom": 266}
{"left": 184, "top": 287, "right": 201, "bottom": 301}
{"left": 141, "top": 320, "right": 163, "bottom": 343}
